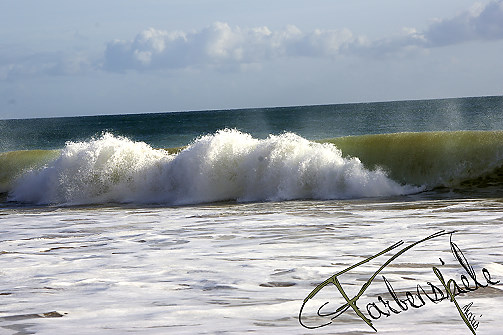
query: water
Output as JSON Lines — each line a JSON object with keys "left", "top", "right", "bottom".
{"left": 1, "top": 96, "right": 502, "bottom": 151}
{"left": 1, "top": 96, "right": 503, "bottom": 334}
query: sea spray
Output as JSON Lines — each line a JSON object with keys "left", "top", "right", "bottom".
{"left": 8, "top": 130, "right": 416, "bottom": 205}
{"left": 8, "top": 133, "right": 172, "bottom": 204}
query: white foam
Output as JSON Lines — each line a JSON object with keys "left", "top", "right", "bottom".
{"left": 9, "top": 130, "right": 419, "bottom": 205}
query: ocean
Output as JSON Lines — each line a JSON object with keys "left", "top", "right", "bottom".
{"left": 1, "top": 96, "right": 503, "bottom": 334}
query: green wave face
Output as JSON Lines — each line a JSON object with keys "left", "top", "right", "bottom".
{"left": 323, "top": 130, "right": 503, "bottom": 187}
{"left": 0, "top": 150, "right": 59, "bottom": 193}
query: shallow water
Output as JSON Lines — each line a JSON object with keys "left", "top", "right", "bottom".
{"left": 1, "top": 195, "right": 502, "bottom": 334}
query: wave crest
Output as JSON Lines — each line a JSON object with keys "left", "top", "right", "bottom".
{"left": 8, "top": 130, "right": 415, "bottom": 205}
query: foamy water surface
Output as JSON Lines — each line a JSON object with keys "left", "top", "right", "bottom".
{"left": 1, "top": 196, "right": 503, "bottom": 334}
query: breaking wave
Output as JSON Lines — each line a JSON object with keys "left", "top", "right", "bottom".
{"left": 3, "top": 130, "right": 416, "bottom": 205}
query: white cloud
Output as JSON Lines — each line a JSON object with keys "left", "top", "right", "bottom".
{"left": 103, "top": 1, "right": 503, "bottom": 72}
{"left": 103, "top": 22, "right": 358, "bottom": 72}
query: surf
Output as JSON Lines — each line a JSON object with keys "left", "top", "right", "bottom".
{"left": 2, "top": 129, "right": 503, "bottom": 205}
{"left": 2, "top": 130, "right": 415, "bottom": 205}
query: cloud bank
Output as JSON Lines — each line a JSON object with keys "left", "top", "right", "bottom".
{"left": 2, "top": 1, "right": 503, "bottom": 78}
{"left": 368, "top": 0, "right": 503, "bottom": 53}
{"left": 102, "top": 1, "right": 503, "bottom": 72}
{"left": 103, "top": 22, "right": 358, "bottom": 72}
{"left": 0, "top": 49, "right": 92, "bottom": 81}
{"left": 426, "top": 0, "right": 503, "bottom": 46}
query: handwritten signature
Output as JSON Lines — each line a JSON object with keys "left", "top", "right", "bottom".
{"left": 299, "top": 231, "right": 500, "bottom": 334}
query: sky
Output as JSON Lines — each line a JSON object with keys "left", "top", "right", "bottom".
{"left": 1, "top": 0, "right": 503, "bottom": 119}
